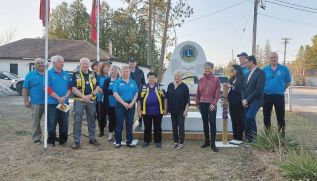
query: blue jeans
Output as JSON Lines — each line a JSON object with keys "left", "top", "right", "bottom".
{"left": 115, "top": 102, "right": 135, "bottom": 144}
{"left": 244, "top": 99, "right": 262, "bottom": 142}
{"left": 47, "top": 104, "right": 69, "bottom": 145}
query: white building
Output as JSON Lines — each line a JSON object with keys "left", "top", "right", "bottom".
{"left": 0, "top": 38, "right": 150, "bottom": 78}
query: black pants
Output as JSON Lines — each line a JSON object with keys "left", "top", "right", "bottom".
{"left": 263, "top": 94, "right": 285, "bottom": 136}
{"left": 107, "top": 106, "right": 116, "bottom": 133}
{"left": 97, "top": 101, "right": 107, "bottom": 134}
{"left": 171, "top": 113, "right": 185, "bottom": 144}
{"left": 143, "top": 115, "right": 162, "bottom": 143}
{"left": 199, "top": 103, "right": 217, "bottom": 145}
{"left": 229, "top": 101, "right": 245, "bottom": 141}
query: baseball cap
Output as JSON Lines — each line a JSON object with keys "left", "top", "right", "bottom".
{"left": 128, "top": 56, "right": 136, "bottom": 62}
{"left": 237, "top": 52, "right": 248, "bottom": 57}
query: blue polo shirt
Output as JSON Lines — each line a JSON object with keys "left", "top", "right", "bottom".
{"left": 263, "top": 64, "right": 291, "bottom": 95}
{"left": 48, "top": 68, "right": 71, "bottom": 104}
{"left": 241, "top": 66, "right": 249, "bottom": 75}
{"left": 113, "top": 78, "right": 138, "bottom": 102}
{"left": 97, "top": 75, "right": 108, "bottom": 102}
{"left": 23, "top": 70, "right": 45, "bottom": 104}
{"left": 108, "top": 79, "right": 117, "bottom": 107}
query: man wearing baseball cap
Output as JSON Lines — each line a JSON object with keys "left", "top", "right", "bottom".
{"left": 237, "top": 52, "right": 250, "bottom": 75}
{"left": 128, "top": 56, "right": 146, "bottom": 127}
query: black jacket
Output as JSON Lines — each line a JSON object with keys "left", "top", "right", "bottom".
{"left": 241, "top": 67, "right": 265, "bottom": 104}
{"left": 130, "top": 67, "right": 145, "bottom": 91}
{"left": 228, "top": 76, "right": 244, "bottom": 105}
{"left": 166, "top": 82, "right": 189, "bottom": 114}
{"left": 102, "top": 78, "right": 112, "bottom": 109}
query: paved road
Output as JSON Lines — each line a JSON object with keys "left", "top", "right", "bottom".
{"left": 285, "top": 87, "right": 317, "bottom": 113}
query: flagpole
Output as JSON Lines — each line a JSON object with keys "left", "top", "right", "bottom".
{"left": 97, "top": 0, "right": 100, "bottom": 62}
{"left": 44, "top": 0, "right": 49, "bottom": 149}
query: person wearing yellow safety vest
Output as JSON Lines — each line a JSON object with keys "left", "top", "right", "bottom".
{"left": 137, "top": 72, "right": 167, "bottom": 149}
{"left": 71, "top": 58, "right": 101, "bottom": 149}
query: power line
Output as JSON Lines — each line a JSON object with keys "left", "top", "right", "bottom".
{"left": 274, "top": 0, "right": 317, "bottom": 11}
{"left": 184, "top": 0, "right": 249, "bottom": 24}
{"left": 267, "top": 0, "right": 317, "bottom": 13}
{"left": 258, "top": 13, "right": 316, "bottom": 27}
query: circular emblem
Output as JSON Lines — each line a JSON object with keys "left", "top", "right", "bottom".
{"left": 180, "top": 45, "right": 198, "bottom": 62}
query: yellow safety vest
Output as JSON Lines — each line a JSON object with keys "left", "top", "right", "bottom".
{"left": 74, "top": 70, "right": 97, "bottom": 101}
{"left": 140, "top": 84, "right": 165, "bottom": 115}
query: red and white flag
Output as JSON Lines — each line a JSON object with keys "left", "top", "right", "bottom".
{"left": 90, "top": 0, "right": 100, "bottom": 43}
{"left": 39, "top": 0, "right": 50, "bottom": 27}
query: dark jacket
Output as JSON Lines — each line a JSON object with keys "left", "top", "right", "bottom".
{"left": 130, "top": 67, "right": 145, "bottom": 91}
{"left": 228, "top": 76, "right": 245, "bottom": 104}
{"left": 167, "top": 82, "right": 189, "bottom": 114}
{"left": 102, "top": 78, "right": 112, "bottom": 109}
{"left": 242, "top": 67, "right": 265, "bottom": 104}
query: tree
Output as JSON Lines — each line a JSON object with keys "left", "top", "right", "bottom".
{"left": 0, "top": 29, "right": 16, "bottom": 46}
{"left": 263, "top": 40, "right": 271, "bottom": 65}
{"left": 68, "top": 0, "right": 90, "bottom": 40}
{"left": 49, "top": 2, "right": 70, "bottom": 39}
{"left": 255, "top": 44, "right": 263, "bottom": 66}
{"left": 303, "top": 35, "right": 317, "bottom": 69}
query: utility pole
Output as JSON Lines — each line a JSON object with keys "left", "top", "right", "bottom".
{"left": 282, "top": 38, "right": 290, "bottom": 65}
{"left": 252, "top": 0, "right": 259, "bottom": 55}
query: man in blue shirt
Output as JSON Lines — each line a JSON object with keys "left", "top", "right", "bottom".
{"left": 22, "top": 58, "right": 45, "bottom": 144}
{"left": 113, "top": 65, "right": 139, "bottom": 148}
{"left": 262, "top": 52, "right": 291, "bottom": 136}
{"left": 47, "top": 55, "right": 72, "bottom": 147}
{"left": 237, "top": 52, "right": 250, "bottom": 75}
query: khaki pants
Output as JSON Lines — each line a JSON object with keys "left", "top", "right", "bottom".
{"left": 31, "top": 104, "right": 44, "bottom": 142}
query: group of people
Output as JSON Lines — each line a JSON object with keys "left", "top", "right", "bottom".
{"left": 22, "top": 50, "right": 290, "bottom": 152}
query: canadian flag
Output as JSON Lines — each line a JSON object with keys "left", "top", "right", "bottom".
{"left": 90, "top": 0, "right": 100, "bottom": 43}
{"left": 39, "top": 0, "right": 50, "bottom": 27}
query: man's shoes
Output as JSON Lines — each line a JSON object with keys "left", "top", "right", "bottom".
{"left": 72, "top": 142, "right": 80, "bottom": 149}
{"left": 34, "top": 140, "right": 42, "bottom": 144}
{"left": 127, "top": 143, "right": 136, "bottom": 148}
{"left": 211, "top": 145, "right": 219, "bottom": 152}
{"left": 59, "top": 142, "right": 67, "bottom": 146}
{"left": 114, "top": 144, "right": 121, "bottom": 148}
{"left": 89, "top": 139, "right": 100, "bottom": 146}
{"left": 201, "top": 142, "right": 210, "bottom": 148}
{"left": 142, "top": 142, "right": 150, "bottom": 148}
{"left": 173, "top": 143, "right": 179, "bottom": 149}
{"left": 155, "top": 143, "right": 161, "bottom": 148}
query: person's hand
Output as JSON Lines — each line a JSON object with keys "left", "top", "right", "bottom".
{"left": 24, "top": 100, "right": 31, "bottom": 108}
{"left": 183, "top": 110, "right": 188, "bottom": 117}
{"left": 242, "top": 99, "right": 248, "bottom": 108}
{"left": 83, "top": 95, "right": 91, "bottom": 103}
{"left": 122, "top": 102, "right": 129, "bottom": 110}
{"left": 223, "top": 83, "right": 230, "bottom": 88}
{"left": 209, "top": 104, "right": 216, "bottom": 111}
{"left": 57, "top": 96, "right": 65, "bottom": 105}
{"left": 128, "top": 102, "right": 134, "bottom": 109}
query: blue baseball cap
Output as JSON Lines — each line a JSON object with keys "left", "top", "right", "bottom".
{"left": 128, "top": 56, "right": 136, "bottom": 62}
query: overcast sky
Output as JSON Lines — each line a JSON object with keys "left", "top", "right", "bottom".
{"left": 1, "top": 0, "right": 317, "bottom": 66}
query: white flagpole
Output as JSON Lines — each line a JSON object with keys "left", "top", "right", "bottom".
{"left": 97, "top": 0, "right": 100, "bottom": 62}
{"left": 44, "top": 0, "right": 49, "bottom": 149}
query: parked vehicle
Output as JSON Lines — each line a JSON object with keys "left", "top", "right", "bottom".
{"left": 0, "top": 71, "right": 24, "bottom": 96}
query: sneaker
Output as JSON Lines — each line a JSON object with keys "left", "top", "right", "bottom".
{"left": 72, "top": 143, "right": 80, "bottom": 149}
{"left": 114, "top": 143, "right": 121, "bottom": 149}
{"left": 229, "top": 139, "right": 243, "bottom": 145}
{"left": 59, "top": 142, "right": 67, "bottom": 146}
{"left": 173, "top": 143, "right": 179, "bottom": 149}
{"left": 200, "top": 142, "right": 210, "bottom": 148}
{"left": 177, "top": 144, "right": 184, "bottom": 150}
{"left": 142, "top": 142, "right": 150, "bottom": 148}
{"left": 89, "top": 139, "right": 100, "bottom": 146}
{"left": 155, "top": 143, "right": 161, "bottom": 148}
{"left": 34, "top": 140, "right": 42, "bottom": 144}
{"left": 211, "top": 145, "right": 219, "bottom": 152}
{"left": 127, "top": 143, "right": 136, "bottom": 148}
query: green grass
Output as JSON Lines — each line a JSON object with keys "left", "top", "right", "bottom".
{"left": 251, "top": 127, "right": 297, "bottom": 155}
{"left": 276, "top": 148, "right": 317, "bottom": 180}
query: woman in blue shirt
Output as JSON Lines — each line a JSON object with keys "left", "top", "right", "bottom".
{"left": 96, "top": 62, "right": 110, "bottom": 137}
{"left": 103, "top": 65, "right": 120, "bottom": 141}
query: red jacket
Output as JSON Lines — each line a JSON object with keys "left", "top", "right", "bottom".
{"left": 196, "top": 73, "right": 221, "bottom": 106}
